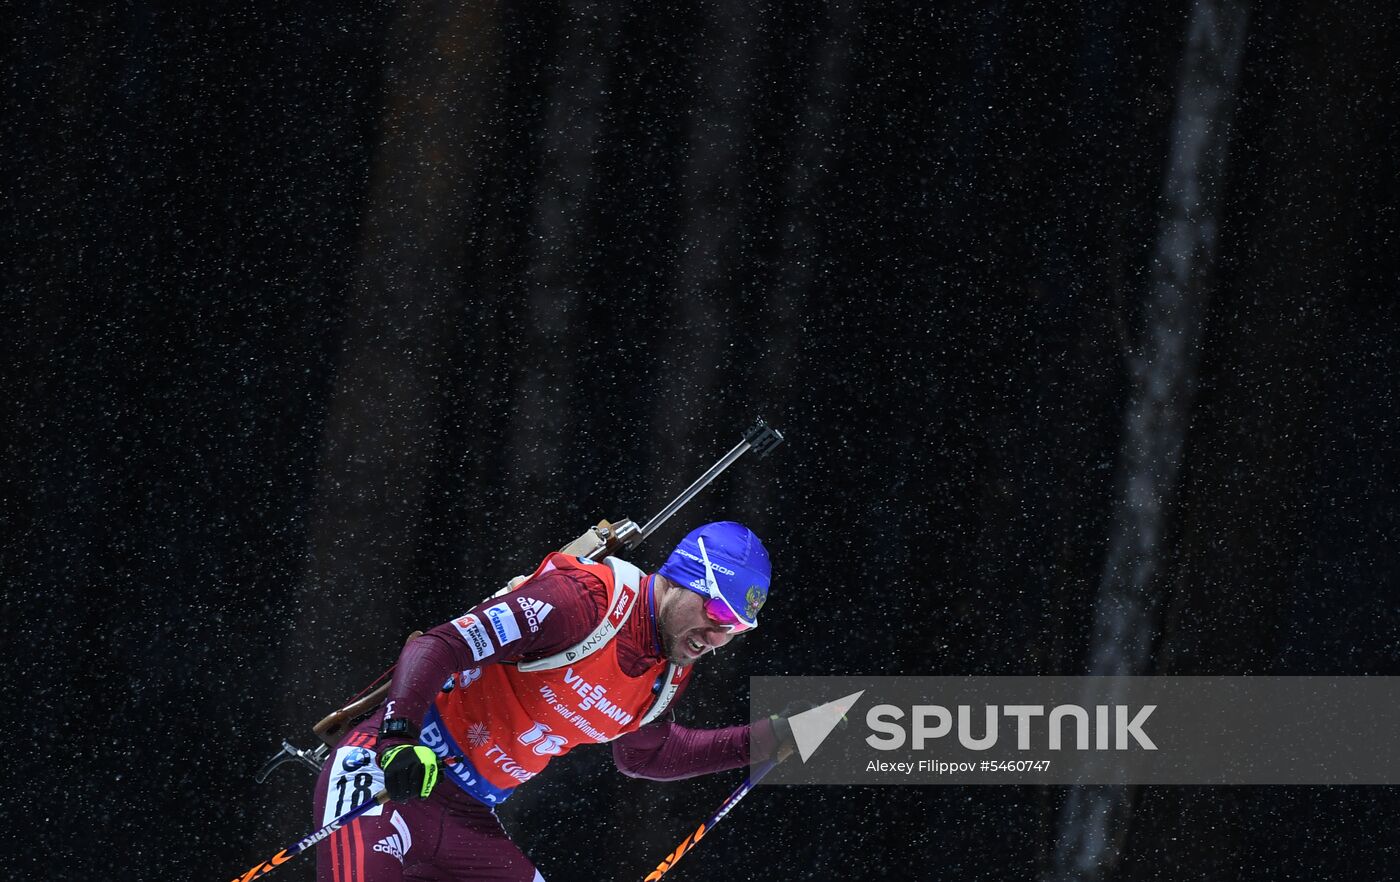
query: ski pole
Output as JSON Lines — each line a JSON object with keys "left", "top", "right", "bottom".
{"left": 643, "top": 757, "right": 781, "bottom": 881}
{"left": 642, "top": 694, "right": 858, "bottom": 880}
{"left": 227, "top": 756, "right": 465, "bottom": 882}
{"left": 227, "top": 789, "right": 387, "bottom": 882}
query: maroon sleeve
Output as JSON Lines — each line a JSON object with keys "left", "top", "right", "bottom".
{"left": 381, "top": 569, "right": 606, "bottom": 733}
{"left": 612, "top": 717, "right": 780, "bottom": 781}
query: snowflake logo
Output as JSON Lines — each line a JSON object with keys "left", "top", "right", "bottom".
{"left": 466, "top": 722, "right": 491, "bottom": 748}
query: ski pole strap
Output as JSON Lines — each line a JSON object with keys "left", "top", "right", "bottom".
{"left": 643, "top": 757, "right": 781, "bottom": 881}
{"left": 635, "top": 418, "right": 784, "bottom": 547}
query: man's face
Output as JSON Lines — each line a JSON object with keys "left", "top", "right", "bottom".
{"left": 656, "top": 580, "right": 739, "bottom": 667}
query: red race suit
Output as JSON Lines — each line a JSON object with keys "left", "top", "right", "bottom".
{"left": 313, "top": 553, "right": 778, "bottom": 882}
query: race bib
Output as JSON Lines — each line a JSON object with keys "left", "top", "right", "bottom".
{"left": 321, "top": 744, "right": 386, "bottom": 826}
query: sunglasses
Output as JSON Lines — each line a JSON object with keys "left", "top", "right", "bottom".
{"left": 696, "top": 537, "right": 756, "bottom": 634}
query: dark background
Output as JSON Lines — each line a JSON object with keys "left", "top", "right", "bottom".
{"left": 6, "top": 1, "right": 1397, "bottom": 880}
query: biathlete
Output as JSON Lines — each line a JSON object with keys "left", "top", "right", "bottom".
{"left": 313, "top": 521, "right": 791, "bottom": 881}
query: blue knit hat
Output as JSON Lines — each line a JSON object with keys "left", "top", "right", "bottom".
{"left": 658, "top": 522, "right": 771, "bottom": 627}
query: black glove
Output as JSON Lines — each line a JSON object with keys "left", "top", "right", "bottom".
{"left": 769, "top": 699, "right": 848, "bottom": 762}
{"left": 769, "top": 700, "right": 811, "bottom": 759}
{"left": 378, "top": 743, "right": 441, "bottom": 801}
